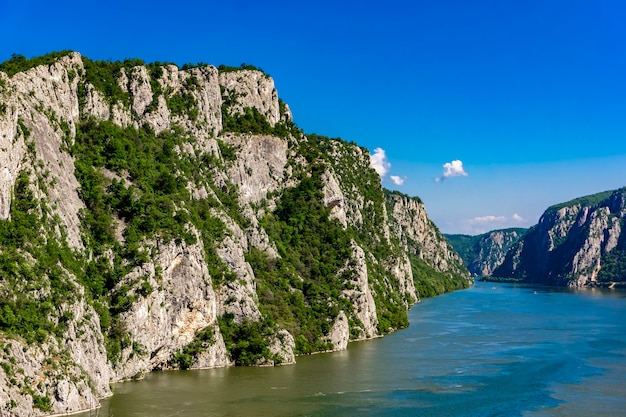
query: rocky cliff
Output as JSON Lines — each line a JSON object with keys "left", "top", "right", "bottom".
{"left": 492, "top": 188, "right": 626, "bottom": 287}
{"left": 0, "top": 52, "right": 471, "bottom": 416}
{"left": 445, "top": 228, "right": 527, "bottom": 276}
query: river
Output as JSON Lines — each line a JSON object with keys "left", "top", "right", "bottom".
{"left": 80, "top": 281, "right": 626, "bottom": 416}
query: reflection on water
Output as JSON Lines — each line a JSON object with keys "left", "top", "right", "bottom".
{"left": 80, "top": 282, "right": 626, "bottom": 417}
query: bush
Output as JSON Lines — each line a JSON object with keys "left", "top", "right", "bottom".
{"left": 0, "top": 51, "right": 73, "bottom": 77}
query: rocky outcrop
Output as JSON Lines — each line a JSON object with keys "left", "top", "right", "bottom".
{"left": 385, "top": 191, "right": 469, "bottom": 281}
{"left": 325, "top": 310, "right": 350, "bottom": 351}
{"left": 492, "top": 188, "right": 626, "bottom": 287}
{"left": 220, "top": 132, "right": 291, "bottom": 205}
{"left": 219, "top": 70, "right": 281, "bottom": 126}
{"left": 0, "top": 52, "right": 471, "bottom": 416}
{"left": 112, "top": 236, "right": 228, "bottom": 381}
{"left": 342, "top": 243, "right": 379, "bottom": 338}
{"left": 0, "top": 287, "right": 110, "bottom": 416}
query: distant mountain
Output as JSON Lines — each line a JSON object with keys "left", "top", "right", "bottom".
{"left": 445, "top": 228, "right": 527, "bottom": 276}
{"left": 492, "top": 188, "right": 626, "bottom": 287}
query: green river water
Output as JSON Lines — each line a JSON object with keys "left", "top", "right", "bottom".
{"left": 79, "top": 281, "right": 626, "bottom": 416}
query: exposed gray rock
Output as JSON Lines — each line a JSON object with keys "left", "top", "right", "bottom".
{"left": 342, "top": 243, "right": 379, "bottom": 338}
{"left": 326, "top": 310, "right": 350, "bottom": 351}
{"left": 386, "top": 192, "right": 468, "bottom": 279}
{"left": 211, "top": 209, "right": 263, "bottom": 324}
{"left": 82, "top": 83, "right": 110, "bottom": 121}
{"left": 268, "top": 329, "right": 296, "bottom": 365}
{"left": 2, "top": 52, "right": 84, "bottom": 248}
{"left": 321, "top": 169, "right": 347, "bottom": 228}
{"left": 221, "top": 133, "right": 290, "bottom": 205}
{"left": 219, "top": 70, "right": 281, "bottom": 126}
{"left": 493, "top": 188, "right": 626, "bottom": 287}
{"left": 114, "top": 236, "right": 228, "bottom": 381}
{"left": 0, "top": 52, "right": 473, "bottom": 416}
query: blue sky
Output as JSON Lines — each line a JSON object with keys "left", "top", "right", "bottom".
{"left": 2, "top": 0, "right": 626, "bottom": 234}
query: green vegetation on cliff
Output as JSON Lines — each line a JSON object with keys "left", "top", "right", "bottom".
{"left": 545, "top": 190, "right": 614, "bottom": 216}
{"left": 0, "top": 53, "right": 473, "bottom": 385}
{"left": 0, "top": 51, "right": 73, "bottom": 77}
{"left": 445, "top": 228, "right": 527, "bottom": 276}
{"left": 253, "top": 164, "right": 354, "bottom": 352}
{"left": 0, "top": 171, "right": 79, "bottom": 344}
{"left": 492, "top": 188, "right": 626, "bottom": 286}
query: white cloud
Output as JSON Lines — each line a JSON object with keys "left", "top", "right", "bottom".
{"left": 512, "top": 213, "right": 526, "bottom": 222}
{"left": 369, "top": 147, "right": 391, "bottom": 177}
{"left": 463, "top": 213, "right": 530, "bottom": 234}
{"left": 468, "top": 215, "right": 507, "bottom": 225}
{"left": 390, "top": 175, "right": 405, "bottom": 185}
{"left": 435, "top": 159, "right": 468, "bottom": 182}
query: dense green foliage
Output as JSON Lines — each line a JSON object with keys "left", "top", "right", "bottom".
{"left": 251, "top": 166, "right": 355, "bottom": 353}
{"left": 217, "top": 63, "right": 267, "bottom": 74}
{"left": 598, "top": 249, "right": 626, "bottom": 282}
{"left": 71, "top": 119, "right": 240, "bottom": 363}
{"left": 0, "top": 170, "right": 81, "bottom": 345}
{"left": 594, "top": 212, "right": 626, "bottom": 283}
{"left": 222, "top": 106, "right": 273, "bottom": 135}
{"left": 410, "top": 255, "right": 470, "bottom": 298}
{"left": 218, "top": 313, "right": 276, "bottom": 365}
{"left": 545, "top": 190, "right": 615, "bottom": 216}
{"left": 290, "top": 135, "right": 416, "bottom": 334}
{"left": 0, "top": 51, "right": 73, "bottom": 77}
{"left": 171, "top": 327, "right": 216, "bottom": 369}
{"left": 80, "top": 57, "right": 143, "bottom": 109}
{"left": 443, "top": 234, "right": 480, "bottom": 268}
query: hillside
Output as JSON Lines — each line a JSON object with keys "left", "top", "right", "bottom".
{"left": 445, "top": 228, "right": 527, "bottom": 276}
{"left": 0, "top": 51, "right": 471, "bottom": 416}
{"left": 492, "top": 188, "right": 626, "bottom": 286}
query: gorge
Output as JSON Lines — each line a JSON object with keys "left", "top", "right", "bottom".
{"left": 0, "top": 52, "right": 471, "bottom": 416}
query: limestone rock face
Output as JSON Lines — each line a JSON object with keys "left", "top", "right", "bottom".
{"left": 1, "top": 52, "right": 84, "bottom": 248}
{"left": 268, "top": 329, "right": 296, "bottom": 365}
{"left": 219, "top": 70, "right": 281, "bottom": 126}
{"left": 343, "top": 243, "right": 379, "bottom": 338}
{"left": 0, "top": 52, "right": 473, "bottom": 416}
{"left": 386, "top": 191, "right": 469, "bottom": 280}
{"left": 445, "top": 229, "right": 527, "bottom": 276}
{"left": 326, "top": 310, "right": 350, "bottom": 351}
{"left": 321, "top": 169, "right": 347, "bottom": 228}
{"left": 0, "top": 71, "right": 21, "bottom": 220}
{"left": 112, "top": 236, "right": 228, "bottom": 381}
{"left": 0, "top": 286, "right": 111, "bottom": 417}
{"left": 493, "top": 188, "right": 626, "bottom": 287}
{"left": 221, "top": 133, "right": 290, "bottom": 205}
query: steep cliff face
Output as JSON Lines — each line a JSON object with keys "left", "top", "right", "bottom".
{"left": 493, "top": 189, "right": 626, "bottom": 287}
{"left": 0, "top": 52, "right": 470, "bottom": 416}
{"left": 445, "top": 228, "right": 527, "bottom": 276}
{"left": 385, "top": 190, "right": 470, "bottom": 298}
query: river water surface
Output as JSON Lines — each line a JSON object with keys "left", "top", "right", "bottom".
{"left": 81, "top": 281, "right": 626, "bottom": 416}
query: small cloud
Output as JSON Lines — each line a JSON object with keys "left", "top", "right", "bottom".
{"left": 435, "top": 159, "right": 468, "bottom": 182}
{"left": 512, "top": 213, "right": 525, "bottom": 222}
{"left": 469, "top": 215, "right": 507, "bottom": 225}
{"left": 463, "top": 213, "right": 530, "bottom": 234}
{"left": 390, "top": 175, "right": 405, "bottom": 185}
{"left": 369, "top": 147, "right": 391, "bottom": 177}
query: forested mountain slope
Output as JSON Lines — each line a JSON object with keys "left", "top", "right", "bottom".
{"left": 445, "top": 228, "right": 527, "bottom": 276}
{"left": 0, "top": 51, "right": 470, "bottom": 416}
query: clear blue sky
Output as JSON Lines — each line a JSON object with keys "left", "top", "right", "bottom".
{"left": 2, "top": 0, "right": 626, "bottom": 234}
